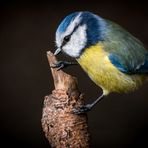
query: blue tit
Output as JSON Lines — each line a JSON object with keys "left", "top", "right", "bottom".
{"left": 53, "top": 11, "right": 148, "bottom": 114}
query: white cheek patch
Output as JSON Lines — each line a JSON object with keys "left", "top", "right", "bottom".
{"left": 63, "top": 24, "right": 87, "bottom": 58}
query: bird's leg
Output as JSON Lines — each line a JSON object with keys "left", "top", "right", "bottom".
{"left": 51, "top": 61, "right": 78, "bottom": 70}
{"left": 72, "top": 94, "right": 104, "bottom": 114}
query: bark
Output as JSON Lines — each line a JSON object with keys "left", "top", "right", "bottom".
{"left": 41, "top": 51, "right": 90, "bottom": 148}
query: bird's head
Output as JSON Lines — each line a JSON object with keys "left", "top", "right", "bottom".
{"left": 54, "top": 11, "right": 106, "bottom": 58}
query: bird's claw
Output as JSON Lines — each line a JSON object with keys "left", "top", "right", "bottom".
{"left": 51, "top": 61, "right": 65, "bottom": 70}
{"left": 51, "top": 61, "right": 77, "bottom": 70}
{"left": 72, "top": 104, "right": 92, "bottom": 115}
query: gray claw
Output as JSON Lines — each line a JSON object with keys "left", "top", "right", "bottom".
{"left": 72, "top": 104, "right": 92, "bottom": 115}
{"left": 51, "top": 61, "right": 64, "bottom": 70}
{"left": 51, "top": 61, "right": 78, "bottom": 70}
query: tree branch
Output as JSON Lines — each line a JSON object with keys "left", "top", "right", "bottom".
{"left": 41, "top": 51, "right": 90, "bottom": 148}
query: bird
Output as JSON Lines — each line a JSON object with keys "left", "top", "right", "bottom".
{"left": 53, "top": 11, "right": 148, "bottom": 114}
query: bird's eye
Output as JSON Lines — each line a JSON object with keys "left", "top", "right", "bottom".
{"left": 63, "top": 35, "right": 70, "bottom": 42}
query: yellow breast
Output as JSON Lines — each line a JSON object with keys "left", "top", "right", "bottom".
{"left": 77, "top": 43, "right": 146, "bottom": 95}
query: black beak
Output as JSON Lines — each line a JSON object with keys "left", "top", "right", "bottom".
{"left": 54, "top": 48, "right": 61, "bottom": 55}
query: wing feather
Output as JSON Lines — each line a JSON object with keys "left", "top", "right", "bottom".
{"left": 103, "top": 20, "right": 148, "bottom": 74}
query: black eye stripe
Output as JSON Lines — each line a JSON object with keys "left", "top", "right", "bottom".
{"left": 61, "top": 24, "right": 80, "bottom": 48}
{"left": 70, "top": 24, "right": 80, "bottom": 36}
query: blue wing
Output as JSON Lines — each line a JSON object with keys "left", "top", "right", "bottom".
{"left": 109, "top": 53, "right": 148, "bottom": 74}
{"left": 103, "top": 19, "right": 148, "bottom": 74}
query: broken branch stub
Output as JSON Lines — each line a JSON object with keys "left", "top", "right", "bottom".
{"left": 41, "top": 51, "right": 90, "bottom": 148}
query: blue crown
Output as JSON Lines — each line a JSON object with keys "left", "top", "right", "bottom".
{"left": 56, "top": 12, "right": 80, "bottom": 34}
{"left": 56, "top": 11, "right": 107, "bottom": 48}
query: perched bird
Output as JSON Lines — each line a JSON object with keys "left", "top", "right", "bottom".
{"left": 53, "top": 11, "right": 148, "bottom": 114}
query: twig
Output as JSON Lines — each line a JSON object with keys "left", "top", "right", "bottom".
{"left": 41, "top": 51, "right": 90, "bottom": 148}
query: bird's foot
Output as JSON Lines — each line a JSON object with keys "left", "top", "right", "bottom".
{"left": 51, "top": 61, "right": 77, "bottom": 70}
{"left": 51, "top": 61, "right": 66, "bottom": 70}
{"left": 72, "top": 104, "right": 92, "bottom": 115}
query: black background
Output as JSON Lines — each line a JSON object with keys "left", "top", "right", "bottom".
{"left": 1, "top": 0, "right": 148, "bottom": 147}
